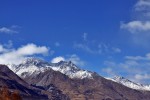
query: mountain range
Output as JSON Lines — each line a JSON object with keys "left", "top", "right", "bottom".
{"left": 0, "top": 57, "right": 150, "bottom": 100}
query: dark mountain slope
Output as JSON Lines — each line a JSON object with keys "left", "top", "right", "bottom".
{"left": 0, "top": 65, "right": 37, "bottom": 95}
{"left": 0, "top": 65, "right": 69, "bottom": 100}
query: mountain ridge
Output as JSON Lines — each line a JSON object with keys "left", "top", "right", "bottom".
{"left": 106, "top": 76, "right": 150, "bottom": 91}
{"left": 6, "top": 57, "right": 150, "bottom": 99}
{"left": 8, "top": 57, "right": 150, "bottom": 91}
{"left": 8, "top": 57, "right": 93, "bottom": 79}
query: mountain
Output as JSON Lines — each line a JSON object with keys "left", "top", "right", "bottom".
{"left": 51, "top": 60, "right": 93, "bottom": 79}
{"left": 8, "top": 57, "right": 93, "bottom": 79}
{"left": 7, "top": 58, "right": 51, "bottom": 78}
{"left": 7, "top": 58, "right": 150, "bottom": 100}
{"left": 107, "top": 76, "right": 150, "bottom": 91}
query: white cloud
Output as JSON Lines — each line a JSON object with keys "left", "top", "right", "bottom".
{"left": 125, "top": 53, "right": 150, "bottom": 61}
{"left": 11, "top": 25, "right": 21, "bottom": 29}
{"left": 134, "top": 0, "right": 150, "bottom": 19}
{"left": 55, "top": 42, "right": 60, "bottom": 47}
{"left": 102, "top": 67, "right": 115, "bottom": 76}
{"left": 66, "top": 54, "right": 85, "bottom": 66}
{"left": 74, "top": 33, "right": 121, "bottom": 55}
{"left": 0, "top": 41, "right": 14, "bottom": 53}
{"left": 51, "top": 54, "right": 85, "bottom": 67}
{"left": 120, "top": 0, "right": 150, "bottom": 46}
{"left": 125, "top": 56, "right": 144, "bottom": 60}
{"left": 74, "top": 33, "right": 97, "bottom": 54}
{"left": 112, "top": 47, "right": 121, "bottom": 53}
{"left": 103, "top": 53, "right": 150, "bottom": 83}
{"left": 0, "top": 45, "right": 6, "bottom": 53}
{"left": 135, "top": 0, "right": 150, "bottom": 11}
{"left": 0, "top": 27, "right": 18, "bottom": 34}
{"left": 74, "top": 42, "right": 121, "bottom": 55}
{"left": 74, "top": 43, "right": 96, "bottom": 54}
{"left": 4, "top": 40, "right": 13, "bottom": 48}
{"left": 121, "top": 21, "right": 150, "bottom": 33}
{"left": 51, "top": 56, "right": 65, "bottom": 63}
{"left": 135, "top": 73, "right": 150, "bottom": 81}
{"left": 98, "top": 43, "right": 109, "bottom": 54}
{"left": 16, "top": 44, "right": 49, "bottom": 56}
{"left": 83, "top": 32, "right": 88, "bottom": 41}
{"left": 0, "top": 43, "right": 50, "bottom": 64}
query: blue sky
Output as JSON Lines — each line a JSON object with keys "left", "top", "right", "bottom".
{"left": 1, "top": 0, "right": 150, "bottom": 83}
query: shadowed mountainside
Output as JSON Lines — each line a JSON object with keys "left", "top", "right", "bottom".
{"left": 0, "top": 65, "right": 69, "bottom": 100}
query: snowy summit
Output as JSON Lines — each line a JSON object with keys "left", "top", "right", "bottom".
{"left": 8, "top": 57, "right": 93, "bottom": 79}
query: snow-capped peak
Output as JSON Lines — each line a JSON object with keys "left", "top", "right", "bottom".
{"left": 7, "top": 57, "right": 52, "bottom": 77}
{"left": 51, "top": 61, "right": 93, "bottom": 79}
{"left": 52, "top": 61, "right": 80, "bottom": 72}
{"left": 106, "top": 76, "right": 150, "bottom": 91}
{"left": 21, "top": 57, "right": 49, "bottom": 66}
{"left": 113, "top": 76, "right": 134, "bottom": 83}
{"left": 8, "top": 58, "right": 93, "bottom": 79}
{"left": 22, "top": 57, "right": 42, "bottom": 64}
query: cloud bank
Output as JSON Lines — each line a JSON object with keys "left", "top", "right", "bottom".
{"left": 0, "top": 26, "right": 18, "bottom": 34}
{"left": 121, "top": 21, "right": 150, "bottom": 33}
{"left": 121, "top": 0, "right": 150, "bottom": 47}
{"left": 0, "top": 43, "right": 50, "bottom": 64}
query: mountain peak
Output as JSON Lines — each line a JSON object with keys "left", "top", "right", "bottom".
{"left": 51, "top": 60, "right": 93, "bottom": 79}
{"left": 113, "top": 76, "right": 138, "bottom": 84}
{"left": 113, "top": 76, "right": 124, "bottom": 79}
{"left": 8, "top": 58, "right": 93, "bottom": 79}
{"left": 57, "top": 60, "right": 75, "bottom": 66}
{"left": 22, "top": 57, "right": 45, "bottom": 65}
{"left": 113, "top": 76, "right": 129, "bottom": 81}
{"left": 55, "top": 60, "right": 79, "bottom": 70}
